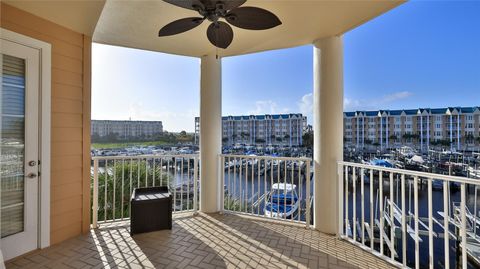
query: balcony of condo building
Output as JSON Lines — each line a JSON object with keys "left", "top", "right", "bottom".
{"left": 344, "top": 106, "right": 480, "bottom": 152}
{"left": 195, "top": 114, "right": 307, "bottom": 147}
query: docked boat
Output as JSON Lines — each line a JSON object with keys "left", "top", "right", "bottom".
{"left": 264, "top": 183, "right": 299, "bottom": 219}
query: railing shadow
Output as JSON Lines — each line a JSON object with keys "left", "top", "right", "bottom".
{"left": 177, "top": 213, "right": 392, "bottom": 269}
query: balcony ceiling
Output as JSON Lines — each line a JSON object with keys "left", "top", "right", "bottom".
{"left": 4, "top": 0, "right": 106, "bottom": 36}
{"left": 93, "top": 0, "right": 403, "bottom": 57}
{"left": 5, "top": 0, "right": 403, "bottom": 57}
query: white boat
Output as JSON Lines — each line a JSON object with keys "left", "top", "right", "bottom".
{"left": 264, "top": 183, "right": 299, "bottom": 219}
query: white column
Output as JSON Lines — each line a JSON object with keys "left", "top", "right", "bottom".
{"left": 290, "top": 118, "right": 292, "bottom": 147}
{"left": 362, "top": 117, "right": 365, "bottom": 147}
{"left": 457, "top": 114, "right": 461, "bottom": 150}
{"left": 356, "top": 117, "right": 359, "bottom": 148}
{"left": 427, "top": 114, "right": 430, "bottom": 151}
{"left": 450, "top": 114, "right": 453, "bottom": 151}
{"left": 199, "top": 54, "right": 222, "bottom": 213}
{"left": 420, "top": 115, "right": 423, "bottom": 152}
{"left": 386, "top": 116, "right": 389, "bottom": 149}
{"left": 313, "top": 36, "right": 343, "bottom": 235}
{"left": 380, "top": 116, "right": 383, "bottom": 151}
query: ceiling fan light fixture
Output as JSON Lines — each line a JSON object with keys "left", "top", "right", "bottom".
{"left": 159, "top": 0, "right": 282, "bottom": 49}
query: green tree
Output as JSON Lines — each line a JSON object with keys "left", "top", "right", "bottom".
{"left": 92, "top": 160, "right": 176, "bottom": 222}
{"left": 302, "top": 131, "right": 313, "bottom": 148}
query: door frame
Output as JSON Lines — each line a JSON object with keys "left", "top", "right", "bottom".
{"left": 1, "top": 28, "right": 51, "bottom": 250}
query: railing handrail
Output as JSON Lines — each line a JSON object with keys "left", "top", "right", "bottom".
{"left": 92, "top": 154, "right": 199, "bottom": 161}
{"left": 339, "top": 161, "right": 480, "bottom": 186}
{"left": 221, "top": 154, "right": 310, "bottom": 162}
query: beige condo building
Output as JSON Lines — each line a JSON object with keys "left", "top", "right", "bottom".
{"left": 344, "top": 107, "right": 480, "bottom": 152}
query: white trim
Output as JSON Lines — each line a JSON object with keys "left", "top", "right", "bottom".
{"left": 1, "top": 28, "right": 51, "bottom": 249}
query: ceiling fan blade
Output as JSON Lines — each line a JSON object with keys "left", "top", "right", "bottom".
{"left": 159, "top": 17, "right": 204, "bottom": 36}
{"left": 207, "top": 21, "right": 233, "bottom": 49}
{"left": 221, "top": 0, "right": 246, "bottom": 11}
{"left": 162, "top": 0, "right": 206, "bottom": 11}
{"left": 226, "top": 7, "right": 282, "bottom": 30}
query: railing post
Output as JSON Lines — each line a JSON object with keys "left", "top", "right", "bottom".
{"left": 306, "top": 159, "right": 311, "bottom": 228}
{"left": 220, "top": 155, "right": 225, "bottom": 213}
{"left": 337, "top": 163, "right": 344, "bottom": 237}
{"left": 193, "top": 156, "right": 199, "bottom": 213}
{"left": 92, "top": 159, "right": 99, "bottom": 229}
{"left": 460, "top": 183, "right": 467, "bottom": 269}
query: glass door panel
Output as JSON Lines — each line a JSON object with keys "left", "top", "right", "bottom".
{"left": 1, "top": 54, "right": 26, "bottom": 238}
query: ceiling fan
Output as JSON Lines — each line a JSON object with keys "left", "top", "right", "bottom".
{"left": 159, "top": 0, "right": 282, "bottom": 49}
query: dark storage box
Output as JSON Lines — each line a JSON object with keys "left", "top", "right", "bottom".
{"left": 130, "top": 186, "right": 172, "bottom": 235}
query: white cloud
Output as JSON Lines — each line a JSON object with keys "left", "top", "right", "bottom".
{"left": 248, "top": 100, "right": 290, "bottom": 115}
{"left": 298, "top": 93, "right": 313, "bottom": 124}
{"left": 298, "top": 93, "right": 313, "bottom": 115}
{"left": 344, "top": 91, "right": 413, "bottom": 111}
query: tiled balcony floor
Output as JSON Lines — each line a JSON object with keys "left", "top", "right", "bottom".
{"left": 6, "top": 213, "right": 394, "bottom": 269}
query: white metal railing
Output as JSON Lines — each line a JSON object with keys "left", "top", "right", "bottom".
{"left": 221, "top": 154, "right": 312, "bottom": 227}
{"left": 92, "top": 154, "right": 199, "bottom": 228}
{"left": 338, "top": 161, "right": 480, "bottom": 269}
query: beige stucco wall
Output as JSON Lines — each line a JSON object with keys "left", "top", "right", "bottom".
{"left": 1, "top": 3, "right": 91, "bottom": 245}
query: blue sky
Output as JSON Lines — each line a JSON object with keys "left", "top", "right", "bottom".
{"left": 92, "top": 1, "right": 480, "bottom": 132}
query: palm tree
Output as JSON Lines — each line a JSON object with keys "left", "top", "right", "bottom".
{"left": 389, "top": 134, "right": 397, "bottom": 143}
{"left": 464, "top": 134, "right": 475, "bottom": 143}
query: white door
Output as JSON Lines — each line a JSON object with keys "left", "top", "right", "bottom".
{"left": 0, "top": 39, "right": 40, "bottom": 260}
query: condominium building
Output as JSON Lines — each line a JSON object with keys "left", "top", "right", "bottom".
{"left": 195, "top": 114, "right": 307, "bottom": 147}
{"left": 91, "top": 120, "right": 163, "bottom": 139}
{"left": 344, "top": 107, "right": 480, "bottom": 152}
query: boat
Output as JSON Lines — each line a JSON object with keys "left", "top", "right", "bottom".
{"left": 264, "top": 183, "right": 300, "bottom": 219}
{"left": 368, "top": 158, "right": 394, "bottom": 168}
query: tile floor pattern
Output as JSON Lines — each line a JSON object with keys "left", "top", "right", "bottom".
{"left": 6, "top": 213, "right": 395, "bottom": 269}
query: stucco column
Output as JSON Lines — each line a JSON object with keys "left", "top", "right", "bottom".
{"left": 313, "top": 36, "right": 343, "bottom": 235}
{"left": 199, "top": 54, "right": 222, "bottom": 213}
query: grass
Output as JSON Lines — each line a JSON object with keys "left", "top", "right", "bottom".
{"left": 92, "top": 140, "right": 173, "bottom": 149}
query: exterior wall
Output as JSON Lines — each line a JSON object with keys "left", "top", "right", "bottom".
{"left": 1, "top": 4, "right": 91, "bottom": 244}
{"left": 195, "top": 114, "right": 307, "bottom": 147}
{"left": 344, "top": 107, "right": 480, "bottom": 152}
{"left": 91, "top": 120, "right": 163, "bottom": 139}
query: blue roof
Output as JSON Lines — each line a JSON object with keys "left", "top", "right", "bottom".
{"left": 220, "top": 113, "right": 305, "bottom": 120}
{"left": 404, "top": 109, "right": 417, "bottom": 115}
{"left": 460, "top": 107, "right": 475, "bottom": 113}
{"left": 343, "top": 106, "right": 478, "bottom": 117}
{"left": 430, "top": 108, "right": 447, "bottom": 114}
{"left": 390, "top": 110, "right": 403, "bottom": 116}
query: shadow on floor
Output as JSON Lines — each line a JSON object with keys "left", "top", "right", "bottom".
{"left": 5, "top": 213, "right": 393, "bottom": 269}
